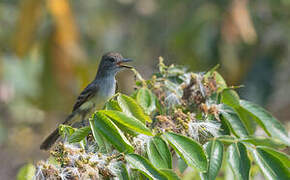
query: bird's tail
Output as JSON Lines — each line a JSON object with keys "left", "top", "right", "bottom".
{"left": 40, "top": 111, "right": 78, "bottom": 150}
{"left": 40, "top": 128, "right": 60, "bottom": 150}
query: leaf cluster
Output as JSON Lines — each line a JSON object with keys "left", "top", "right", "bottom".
{"left": 19, "top": 59, "right": 290, "bottom": 180}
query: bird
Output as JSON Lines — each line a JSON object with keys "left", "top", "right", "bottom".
{"left": 40, "top": 52, "right": 132, "bottom": 150}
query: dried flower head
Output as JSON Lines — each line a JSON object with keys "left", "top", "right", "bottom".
{"left": 34, "top": 143, "right": 124, "bottom": 179}
{"left": 133, "top": 134, "right": 151, "bottom": 154}
{"left": 187, "top": 120, "right": 221, "bottom": 141}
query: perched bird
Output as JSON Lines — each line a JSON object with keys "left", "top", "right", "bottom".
{"left": 40, "top": 52, "right": 132, "bottom": 150}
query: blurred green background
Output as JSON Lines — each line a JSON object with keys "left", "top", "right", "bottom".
{"left": 0, "top": 0, "right": 289, "bottom": 179}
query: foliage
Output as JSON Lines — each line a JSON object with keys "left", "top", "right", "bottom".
{"left": 1, "top": 0, "right": 290, "bottom": 178}
{"left": 18, "top": 60, "right": 289, "bottom": 179}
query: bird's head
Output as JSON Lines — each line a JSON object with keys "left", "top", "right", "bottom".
{"left": 97, "top": 52, "right": 133, "bottom": 76}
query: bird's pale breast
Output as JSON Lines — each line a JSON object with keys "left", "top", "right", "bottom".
{"left": 81, "top": 76, "right": 116, "bottom": 111}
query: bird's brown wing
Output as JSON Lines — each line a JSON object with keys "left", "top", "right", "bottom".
{"left": 72, "top": 83, "right": 99, "bottom": 112}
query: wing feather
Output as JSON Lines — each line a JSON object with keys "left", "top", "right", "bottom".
{"left": 72, "top": 83, "right": 98, "bottom": 112}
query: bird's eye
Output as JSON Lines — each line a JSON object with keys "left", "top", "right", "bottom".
{"left": 108, "top": 58, "right": 115, "bottom": 62}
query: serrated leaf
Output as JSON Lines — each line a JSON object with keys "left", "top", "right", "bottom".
{"left": 227, "top": 142, "right": 250, "bottom": 180}
{"left": 219, "top": 115, "right": 231, "bottom": 135}
{"left": 110, "top": 119, "right": 138, "bottom": 137}
{"left": 240, "top": 100, "right": 289, "bottom": 146}
{"left": 90, "top": 112, "right": 133, "bottom": 153}
{"left": 235, "top": 106, "right": 256, "bottom": 135}
{"left": 249, "top": 146, "right": 290, "bottom": 180}
{"left": 163, "top": 132, "right": 208, "bottom": 172}
{"left": 147, "top": 136, "right": 172, "bottom": 169}
{"left": 125, "top": 154, "right": 167, "bottom": 180}
{"left": 105, "top": 99, "right": 122, "bottom": 111}
{"left": 100, "top": 110, "right": 153, "bottom": 136}
{"left": 17, "top": 163, "right": 36, "bottom": 180}
{"left": 256, "top": 146, "right": 290, "bottom": 169}
{"left": 200, "top": 140, "right": 223, "bottom": 180}
{"left": 159, "top": 169, "right": 181, "bottom": 180}
{"left": 117, "top": 94, "right": 151, "bottom": 123}
{"left": 221, "top": 105, "right": 249, "bottom": 137}
{"left": 136, "top": 88, "right": 156, "bottom": 115}
{"left": 68, "top": 126, "right": 91, "bottom": 143}
{"left": 89, "top": 117, "right": 111, "bottom": 153}
{"left": 241, "top": 136, "right": 287, "bottom": 149}
{"left": 221, "top": 89, "right": 240, "bottom": 108}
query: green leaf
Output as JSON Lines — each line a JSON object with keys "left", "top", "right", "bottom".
{"left": 117, "top": 94, "right": 152, "bottom": 123}
{"left": 59, "top": 124, "right": 75, "bottom": 138}
{"left": 100, "top": 110, "right": 153, "bottom": 136}
{"left": 200, "top": 140, "right": 224, "bottom": 180}
{"left": 89, "top": 117, "right": 111, "bottom": 153}
{"left": 221, "top": 89, "right": 240, "bottom": 108}
{"left": 105, "top": 99, "right": 122, "bottom": 111}
{"left": 17, "top": 163, "right": 36, "bottom": 180}
{"left": 214, "top": 71, "right": 227, "bottom": 90}
{"left": 205, "top": 71, "right": 227, "bottom": 91}
{"left": 227, "top": 142, "right": 250, "bottom": 180}
{"left": 221, "top": 105, "right": 249, "bottom": 137}
{"left": 125, "top": 154, "right": 168, "bottom": 180}
{"left": 68, "top": 126, "right": 91, "bottom": 143}
{"left": 159, "top": 169, "right": 181, "bottom": 180}
{"left": 239, "top": 100, "right": 289, "bottom": 145}
{"left": 90, "top": 112, "right": 134, "bottom": 153}
{"left": 241, "top": 136, "right": 287, "bottom": 149}
{"left": 117, "top": 164, "right": 131, "bottom": 180}
{"left": 219, "top": 115, "right": 231, "bottom": 135}
{"left": 225, "top": 162, "right": 235, "bottom": 180}
{"left": 256, "top": 146, "right": 290, "bottom": 169}
{"left": 110, "top": 119, "right": 139, "bottom": 137}
{"left": 163, "top": 132, "right": 208, "bottom": 172}
{"left": 136, "top": 88, "right": 156, "bottom": 114}
{"left": 235, "top": 106, "right": 256, "bottom": 135}
{"left": 249, "top": 146, "right": 290, "bottom": 180}
{"left": 147, "top": 136, "right": 172, "bottom": 169}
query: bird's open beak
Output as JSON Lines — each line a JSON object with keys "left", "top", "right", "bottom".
{"left": 117, "top": 58, "right": 133, "bottom": 68}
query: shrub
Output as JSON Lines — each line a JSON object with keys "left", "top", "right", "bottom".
{"left": 18, "top": 58, "right": 289, "bottom": 180}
